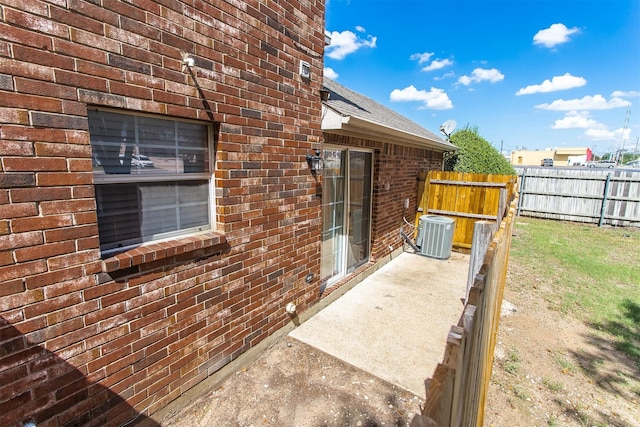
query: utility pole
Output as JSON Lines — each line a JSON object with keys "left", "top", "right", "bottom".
{"left": 619, "top": 106, "right": 630, "bottom": 162}
{"left": 500, "top": 140, "right": 503, "bottom": 155}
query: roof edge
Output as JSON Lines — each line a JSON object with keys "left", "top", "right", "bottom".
{"left": 322, "top": 105, "right": 458, "bottom": 152}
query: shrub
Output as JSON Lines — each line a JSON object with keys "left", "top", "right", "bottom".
{"left": 444, "top": 125, "right": 516, "bottom": 175}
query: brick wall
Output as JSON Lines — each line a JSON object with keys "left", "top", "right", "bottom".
{"left": 322, "top": 134, "right": 443, "bottom": 262}
{"left": 0, "top": 1, "right": 325, "bottom": 426}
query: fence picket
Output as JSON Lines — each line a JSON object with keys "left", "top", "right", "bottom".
{"left": 515, "top": 167, "right": 640, "bottom": 227}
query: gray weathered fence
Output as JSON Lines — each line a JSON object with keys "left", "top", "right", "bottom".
{"left": 515, "top": 167, "right": 640, "bottom": 227}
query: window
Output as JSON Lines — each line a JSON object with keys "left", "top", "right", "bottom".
{"left": 88, "top": 109, "right": 214, "bottom": 256}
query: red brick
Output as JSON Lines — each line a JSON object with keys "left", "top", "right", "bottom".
{"left": 46, "top": 275, "right": 93, "bottom": 300}
{"left": 23, "top": 292, "right": 83, "bottom": 319}
{"left": 30, "top": 112, "right": 88, "bottom": 130}
{"left": 36, "top": 172, "right": 93, "bottom": 186}
{"left": 55, "top": 69, "right": 109, "bottom": 92}
{"left": 1, "top": 126, "right": 65, "bottom": 144}
{"left": 1, "top": 92, "right": 63, "bottom": 112}
{"left": 0, "top": 289, "right": 45, "bottom": 313}
{"left": 25, "top": 266, "right": 84, "bottom": 290}
{"left": 9, "top": 187, "right": 72, "bottom": 203}
{"left": 71, "top": 185, "right": 95, "bottom": 199}
{"left": 50, "top": 8, "right": 104, "bottom": 37}
{"left": 3, "top": 157, "right": 68, "bottom": 172}
{"left": 40, "top": 199, "right": 95, "bottom": 215}
{"left": 76, "top": 59, "right": 124, "bottom": 81}
{"left": 4, "top": 8, "right": 69, "bottom": 38}
{"left": 101, "top": 288, "right": 140, "bottom": 308}
{"left": 44, "top": 224, "right": 97, "bottom": 243}
{"left": 61, "top": 99, "right": 88, "bottom": 116}
{"left": 0, "top": 278, "right": 24, "bottom": 296}
{"left": 47, "top": 249, "right": 100, "bottom": 270}
{"left": 0, "top": 231, "right": 43, "bottom": 251}
{"left": 0, "top": 259, "right": 47, "bottom": 282}
{"left": 77, "top": 236, "right": 99, "bottom": 251}
{"left": 0, "top": 22, "right": 53, "bottom": 50}
{"left": 11, "top": 214, "right": 73, "bottom": 232}
{"left": 84, "top": 301, "right": 127, "bottom": 326}
{"left": 34, "top": 142, "right": 91, "bottom": 157}
{"left": 69, "top": 0, "right": 120, "bottom": 26}
{"left": 0, "top": 202, "right": 38, "bottom": 219}
{"left": 68, "top": 158, "right": 93, "bottom": 172}
{"left": 15, "top": 77, "right": 76, "bottom": 100}
{"left": 0, "top": 107, "right": 29, "bottom": 124}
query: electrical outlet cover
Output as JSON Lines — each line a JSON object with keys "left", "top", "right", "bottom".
{"left": 299, "top": 61, "right": 311, "bottom": 79}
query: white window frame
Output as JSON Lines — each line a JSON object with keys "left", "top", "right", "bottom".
{"left": 88, "top": 108, "right": 216, "bottom": 256}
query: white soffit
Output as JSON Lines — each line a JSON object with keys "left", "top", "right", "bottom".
{"left": 321, "top": 105, "right": 457, "bottom": 152}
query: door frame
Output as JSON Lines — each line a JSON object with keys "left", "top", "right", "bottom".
{"left": 321, "top": 145, "right": 375, "bottom": 287}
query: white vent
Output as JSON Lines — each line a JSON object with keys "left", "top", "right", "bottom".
{"left": 416, "top": 215, "right": 455, "bottom": 259}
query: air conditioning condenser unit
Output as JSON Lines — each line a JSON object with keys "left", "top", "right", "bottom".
{"left": 416, "top": 215, "right": 455, "bottom": 259}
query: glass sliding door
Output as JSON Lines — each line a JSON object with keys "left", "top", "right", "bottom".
{"left": 346, "top": 150, "right": 372, "bottom": 273}
{"left": 321, "top": 149, "right": 346, "bottom": 282}
{"left": 321, "top": 148, "right": 373, "bottom": 285}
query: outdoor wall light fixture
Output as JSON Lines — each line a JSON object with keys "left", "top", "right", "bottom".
{"left": 319, "top": 89, "right": 330, "bottom": 101}
{"left": 306, "top": 149, "right": 323, "bottom": 172}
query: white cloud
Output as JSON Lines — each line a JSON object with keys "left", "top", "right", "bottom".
{"left": 533, "top": 23, "right": 580, "bottom": 48}
{"left": 516, "top": 73, "right": 586, "bottom": 95}
{"left": 551, "top": 111, "right": 631, "bottom": 142}
{"left": 355, "top": 25, "right": 366, "bottom": 33}
{"left": 326, "top": 30, "right": 377, "bottom": 60}
{"left": 389, "top": 85, "right": 453, "bottom": 110}
{"left": 584, "top": 128, "right": 616, "bottom": 140}
{"left": 324, "top": 67, "right": 339, "bottom": 80}
{"left": 410, "top": 52, "right": 434, "bottom": 64}
{"left": 411, "top": 52, "right": 453, "bottom": 72}
{"left": 535, "top": 94, "right": 631, "bottom": 111}
{"left": 422, "top": 59, "right": 453, "bottom": 72}
{"left": 434, "top": 71, "right": 456, "bottom": 81}
{"left": 458, "top": 68, "right": 504, "bottom": 86}
{"left": 611, "top": 90, "right": 640, "bottom": 98}
{"left": 552, "top": 111, "right": 604, "bottom": 129}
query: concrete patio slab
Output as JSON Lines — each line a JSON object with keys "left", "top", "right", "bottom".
{"left": 289, "top": 250, "right": 470, "bottom": 396}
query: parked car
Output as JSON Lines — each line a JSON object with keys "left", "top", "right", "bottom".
{"left": 540, "top": 158, "right": 554, "bottom": 167}
{"left": 119, "top": 154, "right": 155, "bottom": 168}
{"left": 624, "top": 159, "right": 640, "bottom": 168}
{"left": 586, "top": 160, "right": 616, "bottom": 168}
{"left": 132, "top": 154, "right": 155, "bottom": 168}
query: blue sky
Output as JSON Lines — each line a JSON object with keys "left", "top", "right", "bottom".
{"left": 323, "top": 0, "right": 640, "bottom": 157}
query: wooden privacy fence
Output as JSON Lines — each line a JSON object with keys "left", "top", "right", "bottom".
{"left": 416, "top": 171, "right": 518, "bottom": 249}
{"left": 515, "top": 167, "right": 640, "bottom": 227}
{"left": 412, "top": 200, "right": 517, "bottom": 427}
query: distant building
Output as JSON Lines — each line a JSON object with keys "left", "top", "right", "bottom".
{"left": 510, "top": 148, "right": 593, "bottom": 167}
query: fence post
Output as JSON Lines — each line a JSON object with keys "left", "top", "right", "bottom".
{"left": 466, "top": 221, "right": 495, "bottom": 301}
{"left": 516, "top": 170, "right": 526, "bottom": 217}
{"left": 598, "top": 173, "right": 611, "bottom": 227}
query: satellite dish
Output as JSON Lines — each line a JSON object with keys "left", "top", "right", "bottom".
{"left": 439, "top": 120, "right": 457, "bottom": 140}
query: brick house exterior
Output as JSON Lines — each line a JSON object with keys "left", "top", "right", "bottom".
{"left": 0, "top": 1, "right": 454, "bottom": 426}
{"left": 1, "top": 1, "right": 326, "bottom": 425}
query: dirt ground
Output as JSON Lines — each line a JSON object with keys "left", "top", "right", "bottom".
{"left": 152, "top": 247, "right": 640, "bottom": 427}
{"left": 157, "top": 337, "right": 424, "bottom": 427}
{"left": 484, "top": 257, "right": 640, "bottom": 427}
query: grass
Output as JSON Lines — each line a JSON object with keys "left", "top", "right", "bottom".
{"left": 542, "top": 377, "right": 564, "bottom": 392}
{"left": 554, "top": 353, "right": 578, "bottom": 374}
{"left": 503, "top": 349, "right": 521, "bottom": 375}
{"left": 510, "top": 218, "right": 640, "bottom": 368}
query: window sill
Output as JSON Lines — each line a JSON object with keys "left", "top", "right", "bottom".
{"left": 101, "top": 232, "right": 227, "bottom": 273}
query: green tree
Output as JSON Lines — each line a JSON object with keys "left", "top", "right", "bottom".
{"left": 444, "top": 125, "right": 516, "bottom": 175}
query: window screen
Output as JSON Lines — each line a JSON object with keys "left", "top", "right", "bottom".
{"left": 88, "top": 109, "right": 213, "bottom": 256}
